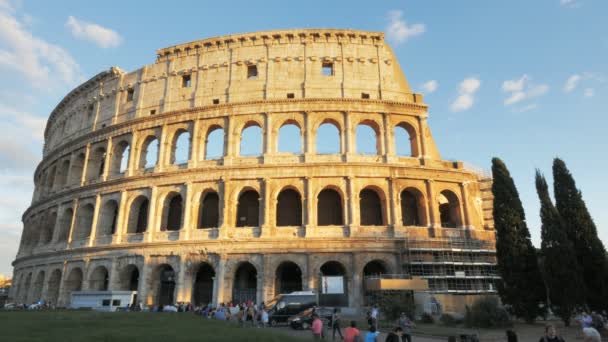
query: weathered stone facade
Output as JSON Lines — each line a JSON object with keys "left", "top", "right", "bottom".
{"left": 11, "top": 29, "right": 496, "bottom": 313}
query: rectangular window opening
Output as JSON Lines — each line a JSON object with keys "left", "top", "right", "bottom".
{"left": 213, "top": 99, "right": 220, "bottom": 105}
{"left": 287, "top": 93, "right": 295, "bottom": 99}
{"left": 150, "top": 109, "right": 156, "bottom": 115}
{"left": 361, "top": 93, "right": 370, "bottom": 99}
{"left": 182, "top": 74, "right": 192, "bottom": 88}
{"left": 247, "top": 65, "right": 258, "bottom": 79}
{"left": 126, "top": 88, "right": 134, "bottom": 102}
{"left": 322, "top": 62, "right": 334, "bottom": 76}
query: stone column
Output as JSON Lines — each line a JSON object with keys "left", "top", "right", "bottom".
{"left": 57, "top": 262, "right": 69, "bottom": 307}
{"left": 343, "top": 111, "right": 353, "bottom": 156}
{"left": 112, "top": 74, "right": 125, "bottom": 124}
{"left": 460, "top": 182, "right": 471, "bottom": 228}
{"left": 417, "top": 116, "right": 428, "bottom": 158}
{"left": 145, "top": 186, "right": 158, "bottom": 243}
{"left": 101, "top": 137, "right": 113, "bottom": 181}
{"left": 134, "top": 66, "right": 148, "bottom": 118}
{"left": 347, "top": 177, "right": 358, "bottom": 226}
{"left": 87, "top": 194, "right": 102, "bottom": 247}
{"left": 350, "top": 255, "right": 361, "bottom": 308}
{"left": 115, "top": 190, "right": 128, "bottom": 244}
{"left": 387, "top": 177, "right": 396, "bottom": 230}
{"left": 156, "top": 124, "right": 169, "bottom": 172}
{"left": 263, "top": 112, "right": 273, "bottom": 155}
{"left": 304, "top": 112, "right": 314, "bottom": 156}
{"left": 176, "top": 257, "right": 188, "bottom": 302}
{"left": 137, "top": 257, "right": 151, "bottom": 306}
{"left": 261, "top": 178, "right": 272, "bottom": 237}
{"left": 219, "top": 179, "right": 233, "bottom": 238}
{"left": 425, "top": 180, "right": 437, "bottom": 228}
{"left": 213, "top": 256, "right": 226, "bottom": 306}
{"left": 383, "top": 112, "right": 394, "bottom": 160}
{"left": 189, "top": 120, "right": 201, "bottom": 168}
{"left": 108, "top": 259, "right": 120, "bottom": 291}
{"left": 67, "top": 199, "right": 79, "bottom": 244}
{"left": 80, "top": 144, "right": 91, "bottom": 186}
{"left": 182, "top": 183, "right": 193, "bottom": 240}
{"left": 126, "top": 132, "right": 138, "bottom": 177}
{"left": 304, "top": 177, "right": 315, "bottom": 228}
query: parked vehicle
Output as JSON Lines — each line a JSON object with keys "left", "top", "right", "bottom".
{"left": 266, "top": 291, "right": 317, "bottom": 326}
{"left": 287, "top": 307, "right": 333, "bottom": 330}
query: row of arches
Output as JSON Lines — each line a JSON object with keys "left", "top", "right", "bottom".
{"left": 22, "top": 186, "right": 463, "bottom": 250}
{"left": 14, "top": 258, "right": 392, "bottom": 307}
{"left": 36, "top": 118, "right": 421, "bottom": 199}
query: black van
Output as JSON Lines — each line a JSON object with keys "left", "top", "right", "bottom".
{"left": 266, "top": 291, "right": 317, "bottom": 326}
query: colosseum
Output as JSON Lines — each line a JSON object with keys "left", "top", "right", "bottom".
{"left": 10, "top": 29, "right": 497, "bottom": 314}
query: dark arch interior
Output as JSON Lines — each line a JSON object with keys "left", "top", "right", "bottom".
{"left": 193, "top": 263, "right": 215, "bottom": 306}
{"left": 401, "top": 190, "right": 420, "bottom": 226}
{"left": 236, "top": 190, "right": 259, "bottom": 227}
{"left": 317, "top": 189, "right": 342, "bottom": 226}
{"left": 363, "top": 260, "right": 388, "bottom": 277}
{"left": 276, "top": 189, "right": 302, "bottom": 226}
{"left": 90, "top": 266, "right": 109, "bottom": 291}
{"left": 158, "top": 265, "right": 176, "bottom": 306}
{"left": 360, "top": 189, "right": 383, "bottom": 226}
{"left": 166, "top": 194, "right": 183, "bottom": 231}
{"left": 135, "top": 198, "right": 149, "bottom": 233}
{"left": 232, "top": 263, "right": 257, "bottom": 303}
{"left": 439, "top": 191, "right": 461, "bottom": 228}
{"left": 275, "top": 262, "right": 303, "bottom": 295}
{"left": 199, "top": 192, "right": 219, "bottom": 228}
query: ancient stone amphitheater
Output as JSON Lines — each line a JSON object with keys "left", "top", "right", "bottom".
{"left": 11, "top": 29, "right": 497, "bottom": 313}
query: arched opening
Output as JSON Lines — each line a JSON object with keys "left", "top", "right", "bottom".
{"left": 317, "top": 188, "right": 343, "bottom": 226}
{"left": 275, "top": 261, "right": 302, "bottom": 295}
{"left": 110, "top": 141, "right": 130, "bottom": 175}
{"left": 40, "top": 212, "right": 56, "bottom": 244}
{"left": 276, "top": 189, "right": 302, "bottom": 226}
{"left": 356, "top": 123, "right": 379, "bottom": 155}
{"left": 232, "top": 262, "right": 257, "bottom": 303}
{"left": 359, "top": 188, "right": 383, "bottom": 226}
{"left": 89, "top": 266, "right": 109, "bottom": 291}
{"left": 97, "top": 200, "right": 118, "bottom": 236}
{"left": 139, "top": 136, "right": 159, "bottom": 169}
{"left": 401, "top": 188, "right": 427, "bottom": 226}
{"left": 56, "top": 160, "right": 70, "bottom": 187}
{"left": 57, "top": 208, "right": 73, "bottom": 242}
{"left": 68, "top": 153, "right": 85, "bottom": 185}
{"left": 119, "top": 265, "right": 140, "bottom": 291}
{"left": 236, "top": 190, "right": 260, "bottom": 227}
{"left": 394, "top": 123, "right": 418, "bottom": 157}
{"left": 205, "top": 126, "right": 225, "bottom": 160}
{"left": 31, "top": 271, "right": 45, "bottom": 303}
{"left": 46, "top": 165, "right": 57, "bottom": 191}
{"left": 74, "top": 203, "right": 94, "bottom": 240}
{"left": 156, "top": 265, "right": 176, "bottom": 306}
{"left": 127, "top": 196, "right": 149, "bottom": 234}
{"left": 198, "top": 192, "right": 219, "bottom": 229}
{"left": 316, "top": 122, "right": 340, "bottom": 154}
{"left": 65, "top": 268, "right": 83, "bottom": 302}
{"left": 46, "top": 269, "right": 62, "bottom": 305}
{"left": 171, "top": 130, "right": 190, "bottom": 164}
{"left": 22, "top": 273, "right": 32, "bottom": 303}
{"left": 438, "top": 190, "right": 462, "bottom": 228}
{"left": 363, "top": 260, "right": 389, "bottom": 305}
{"left": 163, "top": 193, "right": 183, "bottom": 231}
{"left": 193, "top": 263, "right": 215, "bottom": 306}
{"left": 240, "top": 124, "right": 263, "bottom": 156}
{"left": 278, "top": 123, "right": 302, "bottom": 154}
{"left": 85, "top": 146, "right": 106, "bottom": 181}
{"left": 319, "top": 261, "right": 348, "bottom": 307}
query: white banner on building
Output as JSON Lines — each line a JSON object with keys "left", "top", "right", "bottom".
{"left": 321, "top": 276, "right": 344, "bottom": 294}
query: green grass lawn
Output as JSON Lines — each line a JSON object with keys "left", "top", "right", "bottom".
{"left": 0, "top": 311, "right": 310, "bottom": 342}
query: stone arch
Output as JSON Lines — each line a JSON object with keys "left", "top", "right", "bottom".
{"left": 400, "top": 187, "right": 427, "bottom": 226}
{"left": 319, "top": 261, "right": 348, "bottom": 307}
{"left": 362, "top": 259, "right": 391, "bottom": 305}
{"left": 46, "top": 269, "right": 62, "bottom": 305}
{"left": 205, "top": 125, "right": 225, "bottom": 160}
{"left": 74, "top": 203, "right": 94, "bottom": 240}
{"left": 64, "top": 267, "right": 83, "bottom": 302}
{"left": 57, "top": 207, "right": 73, "bottom": 242}
{"left": 152, "top": 264, "right": 176, "bottom": 306}
{"left": 139, "top": 135, "right": 159, "bottom": 169}
{"left": 236, "top": 189, "right": 260, "bottom": 227}
{"left": 118, "top": 264, "right": 140, "bottom": 291}
{"left": 359, "top": 186, "right": 386, "bottom": 226}
{"left": 277, "top": 120, "right": 302, "bottom": 154}
{"left": 31, "top": 270, "right": 45, "bottom": 303}
{"left": 317, "top": 187, "right": 344, "bottom": 226}
{"left": 355, "top": 119, "right": 381, "bottom": 155}
{"left": 46, "top": 164, "right": 57, "bottom": 191}
{"left": 68, "top": 153, "right": 85, "bottom": 185}
{"left": 55, "top": 159, "right": 70, "bottom": 188}
{"left": 239, "top": 121, "right": 263, "bottom": 157}
{"left": 394, "top": 121, "right": 419, "bottom": 157}
{"left": 276, "top": 187, "right": 302, "bottom": 226}
{"left": 161, "top": 192, "right": 183, "bottom": 231}
{"left": 192, "top": 262, "right": 215, "bottom": 306}
{"left": 170, "top": 129, "right": 191, "bottom": 165}
{"left": 315, "top": 119, "right": 341, "bottom": 154}
{"left": 198, "top": 190, "right": 220, "bottom": 229}
{"left": 39, "top": 211, "right": 57, "bottom": 245}
{"left": 127, "top": 195, "right": 149, "bottom": 234}
{"left": 438, "top": 190, "right": 462, "bottom": 228}
{"left": 232, "top": 262, "right": 258, "bottom": 303}
{"left": 85, "top": 145, "right": 106, "bottom": 181}
{"left": 97, "top": 199, "right": 119, "bottom": 236}
{"left": 110, "top": 139, "right": 130, "bottom": 175}
{"left": 22, "top": 272, "right": 32, "bottom": 303}
{"left": 89, "top": 265, "right": 110, "bottom": 291}
{"left": 275, "top": 261, "right": 303, "bottom": 295}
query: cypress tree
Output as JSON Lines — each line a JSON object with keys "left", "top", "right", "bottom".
{"left": 535, "top": 170, "right": 583, "bottom": 325}
{"left": 553, "top": 158, "right": 607, "bottom": 309}
{"left": 491, "top": 158, "right": 546, "bottom": 322}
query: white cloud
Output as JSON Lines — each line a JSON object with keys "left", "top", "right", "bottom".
{"left": 0, "top": 4, "right": 81, "bottom": 88}
{"left": 584, "top": 88, "right": 595, "bottom": 98}
{"left": 421, "top": 80, "right": 438, "bottom": 94}
{"left": 502, "top": 74, "right": 549, "bottom": 106}
{"left": 560, "top": 0, "right": 582, "bottom": 8}
{"left": 514, "top": 104, "right": 538, "bottom": 113}
{"left": 450, "top": 77, "right": 481, "bottom": 112}
{"left": 564, "top": 74, "right": 581, "bottom": 92}
{"left": 385, "top": 10, "right": 425, "bottom": 45}
{"left": 66, "top": 16, "right": 122, "bottom": 48}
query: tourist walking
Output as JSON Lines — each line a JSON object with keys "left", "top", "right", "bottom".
{"left": 539, "top": 324, "right": 564, "bottom": 342}
{"left": 385, "top": 327, "right": 404, "bottom": 342}
{"left": 312, "top": 314, "right": 324, "bottom": 340}
{"left": 364, "top": 325, "right": 380, "bottom": 342}
{"left": 331, "top": 308, "right": 344, "bottom": 340}
{"left": 397, "top": 313, "right": 415, "bottom": 342}
{"left": 344, "top": 321, "right": 360, "bottom": 342}
{"left": 260, "top": 308, "right": 269, "bottom": 328}
{"left": 582, "top": 327, "right": 601, "bottom": 342}
{"left": 370, "top": 305, "right": 379, "bottom": 328}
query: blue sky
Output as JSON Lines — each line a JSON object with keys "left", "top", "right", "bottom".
{"left": 0, "top": 0, "right": 606, "bottom": 276}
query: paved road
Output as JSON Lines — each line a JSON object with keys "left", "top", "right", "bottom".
{"left": 274, "top": 325, "right": 446, "bottom": 341}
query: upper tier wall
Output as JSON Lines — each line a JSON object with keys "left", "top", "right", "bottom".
{"left": 43, "top": 29, "right": 422, "bottom": 156}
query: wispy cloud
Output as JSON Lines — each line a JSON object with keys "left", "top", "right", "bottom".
{"left": 450, "top": 77, "right": 481, "bottom": 112}
{"left": 421, "top": 80, "right": 438, "bottom": 94}
{"left": 502, "top": 74, "right": 549, "bottom": 106}
{"left": 584, "top": 88, "right": 595, "bottom": 98}
{"left": 560, "top": 0, "right": 582, "bottom": 8}
{"left": 385, "top": 10, "right": 425, "bottom": 45}
{"left": 563, "top": 72, "right": 603, "bottom": 98}
{"left": 564, "top": 74, "right": 581, "bottom": 93}
{"left": 66, "top": 16, "right": 122, "bottom": 48}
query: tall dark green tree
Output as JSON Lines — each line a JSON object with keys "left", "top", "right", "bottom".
{"left": 553, "top": 158, "right": 608, "bottom": 309}
{"left": 491, "top": 158, "right": 546, "bottom": 322}
{"left": 535, "top": 170, "right": 583, "bottom": 325}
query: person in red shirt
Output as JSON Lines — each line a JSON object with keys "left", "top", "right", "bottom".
{"left": 311, "top": 314, "right": 324, "bottom": 340}
{"left": 344, "top": 320, "right": 360, "bottom": 342}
